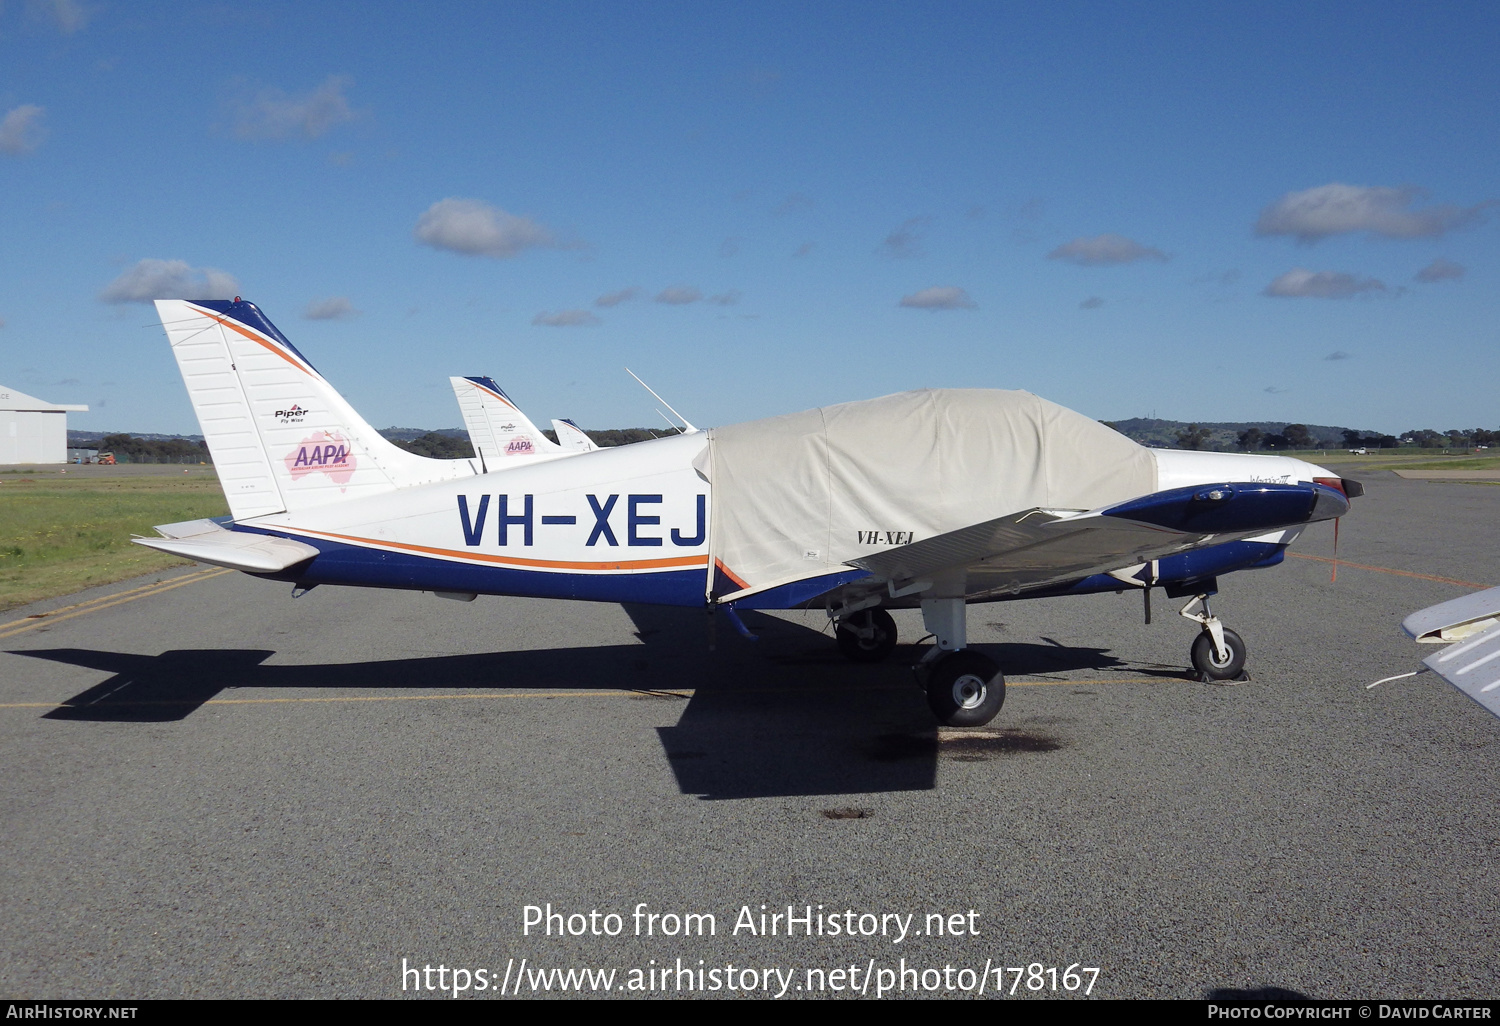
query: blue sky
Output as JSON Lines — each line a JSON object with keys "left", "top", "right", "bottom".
{"left": 2, "top": 1, "right": 1496, "bottom": 436}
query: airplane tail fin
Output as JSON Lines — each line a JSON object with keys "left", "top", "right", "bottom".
{"left": 155, "top": 298, "right": 471, "bottom": 522}
{"left": 552, "top": 418, "right": 599, "bottom": 452}
{"left": 449, "top": 376, "right": 562, "bottom": 466}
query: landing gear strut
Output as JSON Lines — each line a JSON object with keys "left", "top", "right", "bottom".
{"left": 914, "top": 594, "right": 1006, "bottom": 726}
{"left": 1179, "top": 593, "right": 1249, "bottom": 681}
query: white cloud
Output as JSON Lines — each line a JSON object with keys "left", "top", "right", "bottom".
{"left": 1262, "top": 268, "right": 1387, "bottom": 299}
{"left": 595, "top": 287, "right": 639, "bottom": 308}
{"left": 30, "top": 0, "right": 91, "bottom": 33}
{"left": 532, "top": 310, "right": 600, "bottom": 327}
{"left": 98, "top": 259, "right": 240, "bottom": 303}
{"left": 1255, "top": 184, "right": 1486, "bottom": 242}
{"left": 899, "top": 286, "right": 976, "bottom": 311}
{"left": 232, "top": 75, "right": 359, "bottom": 141}
{"left": 414, "top": 198, "right": 556, "bottom": 258}
{"left": 656, "top": 286, "right": 702, "bottom": 305}
{"left": 881, "top": 217, "right": 930, "bottom": 258}
{"left": 707, "top": 290, "right": 741, "bottom": 306}
{"left": 1414, "top": 258, "right": 1465, "bottom": 283}
{"left": 0, "top": 105, "right": 45, "bottom": 155}
{"left": 304, "top": 296, "right": 356, "bottom": 320}
{"left": 1079, "top": 296, "right": 1104, "bottom": 309}
{"left": 1047, "top": 234, "right": 1168, "bottom": 265}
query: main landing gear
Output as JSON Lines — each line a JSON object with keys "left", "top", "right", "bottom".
{"left": 831, "top": 593, "right": 1006, "bottom": 727}
{"left": 835, "top": 607, "right": 898, "bottom": 663}
{"left": 1178, "top": 592, "right": 1248, "bottom": 682}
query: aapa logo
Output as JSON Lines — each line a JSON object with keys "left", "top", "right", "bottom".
{"left": 504, "top": 437, "right": 535, "bottom": 456}
{"left": 284, "top": 431, "right": 357, "bottom": 486}
{"left": 275, "top": 404, "right": 309, "bottom": 424}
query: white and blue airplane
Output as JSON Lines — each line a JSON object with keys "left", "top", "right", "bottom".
{"left": 139, "top": 298, "right": 1360, "bottom": 726}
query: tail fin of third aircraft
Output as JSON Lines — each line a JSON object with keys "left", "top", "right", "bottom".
{"left": 155, "top": 298, "right": 472, "bottom": 522}
{"left": 552, "top": 418, "right": 599, "bottom": 453}
{"left": 449, "top": 376, "right": 563, "bottom": 466}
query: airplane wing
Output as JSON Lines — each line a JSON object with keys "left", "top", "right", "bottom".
{"left": 1403, "top": 587, "right": 1500, "bottom": 719}
{"left": 843, "top": 481, "right": 1347, "bottom": 601}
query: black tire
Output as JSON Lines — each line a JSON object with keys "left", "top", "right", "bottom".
{"left": 1190, "top": 627, "right": 1246, "bottom": 679}
{"left": 836, "top": 607, "right": 898, "bottom": 663}
{"left": 924, "top": 651, "right": 1005, "bottom": 727}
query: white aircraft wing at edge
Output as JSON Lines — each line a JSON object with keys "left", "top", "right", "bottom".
{"left": 1403, "top": 587, "right": 1500, "bottom": 719}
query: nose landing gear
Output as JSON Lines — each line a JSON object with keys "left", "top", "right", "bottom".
{"left": 1179, "top": 593, "right": 1249, "bottom": 682}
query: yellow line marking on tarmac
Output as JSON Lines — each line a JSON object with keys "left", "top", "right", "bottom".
{"left": 1287, "top": 552, "right": 1488, "bottom": 590}
{"left": 0, "top": 568, "right": 233, "bottom": 640}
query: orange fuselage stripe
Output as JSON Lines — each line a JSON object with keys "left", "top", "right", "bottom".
{"left": 284, "top": 526, "right": 708, "bottom": 573}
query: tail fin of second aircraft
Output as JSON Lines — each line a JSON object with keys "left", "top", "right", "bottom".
{"left": 155, "top": 298, "right": 472, "bottom": 522}
{"left": 449, "top": 376, "right": 563, "bottom": 466}
{"left": 552, "top": 418, "right": 599, "bottom": 453}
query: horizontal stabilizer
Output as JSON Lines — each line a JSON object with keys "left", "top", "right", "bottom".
{"left": 134, "top": 519, "right": 319, "bottom": 573}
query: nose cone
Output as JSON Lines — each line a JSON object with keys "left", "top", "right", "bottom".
{"left": 1311, "top": 482, "right": 1350, "bottom": 521}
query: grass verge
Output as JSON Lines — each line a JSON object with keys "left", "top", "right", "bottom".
{"left": 0, "top": 467, "right": 228, "bottom": 612}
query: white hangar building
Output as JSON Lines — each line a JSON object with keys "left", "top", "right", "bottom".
{"left": 0, "top": 385, "right": 89, "bottom": 465}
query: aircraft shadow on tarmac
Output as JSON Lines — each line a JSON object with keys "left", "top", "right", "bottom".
{"left": 14, "top": 605, "right": 1154, "bottom": 800}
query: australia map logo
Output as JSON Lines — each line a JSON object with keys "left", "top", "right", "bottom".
{"left": 284, "top": 431, "right": 357, "bottom": 486}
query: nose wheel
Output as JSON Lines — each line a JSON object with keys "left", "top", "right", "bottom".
{"left": 1180, "top": 593, "right": 1250, "bottom": 682}
{"left": 1190, "top": 626, "right": 1246, "bottom": 679}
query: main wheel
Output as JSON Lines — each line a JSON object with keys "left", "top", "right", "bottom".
{"left": 1190, "top": 627, "right": 1246, "bottom": 679}
{"left": 924, "top": 651, "right": 1005, "bottom": 727}
{"left": 836, "top": 607, "right": 898, "bottom": 663}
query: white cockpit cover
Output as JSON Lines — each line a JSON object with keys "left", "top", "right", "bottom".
{"left": 701, "top": 389, "right": 1157, "bottom": 597}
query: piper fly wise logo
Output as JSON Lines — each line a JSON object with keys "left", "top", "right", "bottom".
{"left": 276, "top": 404, "right": 309, "bottom": 424}
{"left": 284, "top": 431, "right": 357, "bottom": 486}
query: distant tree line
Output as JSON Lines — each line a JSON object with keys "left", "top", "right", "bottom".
{"left": 96, "top": 433, "right": 212, "bottom": 460}
{"left": 389, "top": 432, "right": 476, "bottom": 459}
{"left": 1147, "top": 422, "right": 1496, "bottom": 452}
